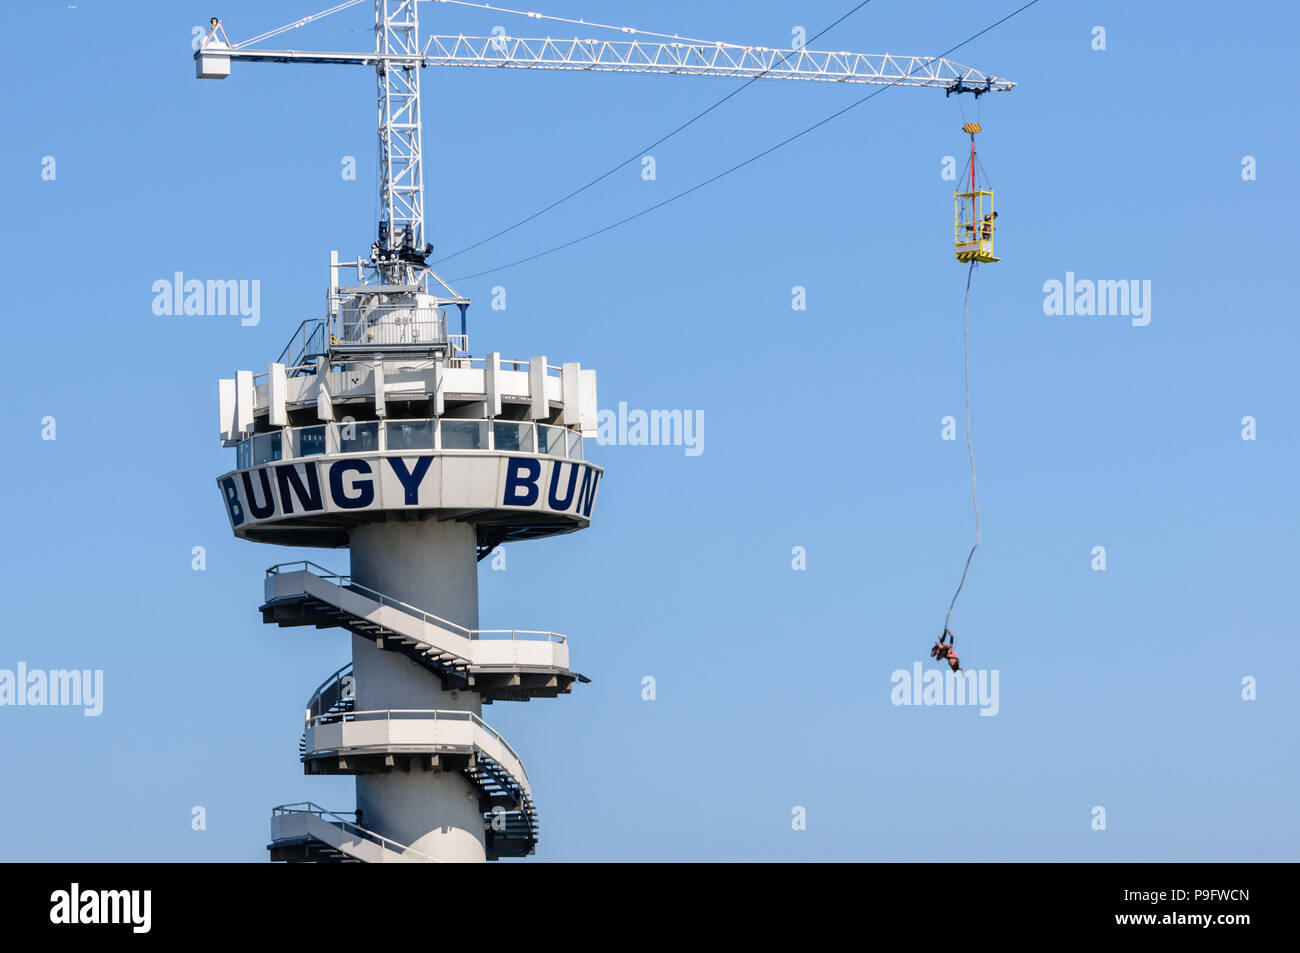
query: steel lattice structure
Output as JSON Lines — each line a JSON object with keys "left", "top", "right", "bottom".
{"left": 376, "top": 0, "right": 427, "bottom": 281}
{"left": 419, "top": 35, "right": 1015, "bottom": 90}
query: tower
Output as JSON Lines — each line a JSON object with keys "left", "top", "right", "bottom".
{"left": 212, "top": 2, "right": 601, "bottom": 865}
{"left": 217, "top": 256, "right": 600, "bottom": 864}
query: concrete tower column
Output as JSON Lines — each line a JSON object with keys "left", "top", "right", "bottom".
{"left": 349, "top": 519, "right": 486, "bottom": 863}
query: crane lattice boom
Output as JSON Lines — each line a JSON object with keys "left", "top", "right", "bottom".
{"left": 211, "top": 33, "right": 1014, "bottom": 91}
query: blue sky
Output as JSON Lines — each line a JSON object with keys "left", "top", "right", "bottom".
{"left": 1, "top": 0, "right": 1296, "bottom": 861}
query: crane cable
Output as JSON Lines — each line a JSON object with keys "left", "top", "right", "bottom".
{"left": 235, "top": 0, "right": 368, "bottom": 50}
{"left": 432, "top": 0, "right": 878, "bottom": 266}
{"left": 448, "top": 0, "right": 1042, "bottom": 281}
{"left": 943, "top": 261, "right": 981, "bottom": 636}
{"left": 431, "top": 0, "right": 733, "bottom": 46}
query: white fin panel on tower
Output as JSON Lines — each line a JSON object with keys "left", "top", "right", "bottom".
{"left": 315, "top": 357, "right": 335, "bottom": 421}
{"left": 529, "top": 357, "right": 550, "bottom": 420}
{"left": 236, "top": 370, "right": 255, "bottom": 437}
{"left": 433, "top": 360, "right": 446, "bottom": 416}
{"left": 269, "top": 363, "right": 288, "bottom": 427}
{"left": 561, "top": 363, "right": 581, "bottom": 427}
{"left": 218, "top": 378, "right": 236, "bottom": 445}
{"left": 579, "top": 369, "right": 598, "bottom": 437}
{"left": 484, "top": 352, "right": 502, "bottom": 418}
{"left": 373, "top": 361, "right": 387, "bottom": 418}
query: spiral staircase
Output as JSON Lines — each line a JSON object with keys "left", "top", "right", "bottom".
{"left": 259, "top": 562, "right": 587, "bottom": 861}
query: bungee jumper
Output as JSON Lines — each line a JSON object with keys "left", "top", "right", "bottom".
{"left": 930, "top": 630, "right": 961, "bottom": 673}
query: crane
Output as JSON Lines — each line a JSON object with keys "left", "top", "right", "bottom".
{"left": 196, "top": 1, "right": 1019, "bottom": 864}
{"left": 195, "top": 0, "right": 1014, "bottom": 310}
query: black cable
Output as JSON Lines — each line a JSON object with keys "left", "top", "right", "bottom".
{"left": 944, "top": 261, "right": 980, "bottom": 636}
{"left": 432, "top": 0, "right": 878, "bottom": 266}
{"left": 451, "top": 0, "right": 1042, "bottom": 282}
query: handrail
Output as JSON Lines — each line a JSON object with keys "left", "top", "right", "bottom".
{"left": 304, "top": 661, "right": 354, "bottom": 716}
{"left": 272, "top": 801, "right": 443, "bottom": 863}
{"left": 234, "top": 416, "right": 586, "bottom": 466}
{"left": 454, "top": 356, "right": 563, "bottom": 374}
{"left": 267, "top": 561, "right": 567, "bottom": 644}
{"left": 329, "top": 305, "right": 447, "bottom": 350}
{"left": 304, "top": 708, "right": 529, "bottom": 780}
{"left": 473, "top": 629, "right": 565, "bottom": 641}
{"left": 276, "top": 318, "right": 328, "bottom": 369}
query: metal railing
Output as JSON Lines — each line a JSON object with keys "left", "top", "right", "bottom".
{"left": 303, "top": 708, "right": 529, "bottom": 783}
{"left": 451, "top": 355, "right": 564, "bottom": 374}
{"left": 235, "top": 416, "right": 584, "bottom": 468}
{"left": 330, "top": 305, "right": 446, "bottom": 348}
{"left": 246, "top": 350, "right": 567, "bottom": 410}
{"left": 954, "top": 188, "right": 996, "bottom": 246}
{"left": 305, "top": 661, "right": 354, "bottom": 720}
{"left": 267, "top": 560, "right": 567, "bottom": 645}
{"left": 271, "top": 801, "right": 442, "bottom": 863}
{"left": 276, "top": 319, "right": 328, "bottom": 371}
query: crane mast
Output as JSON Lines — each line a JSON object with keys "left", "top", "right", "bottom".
{"left": 374, "top": 0, "right": 428, "bottom": 285}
